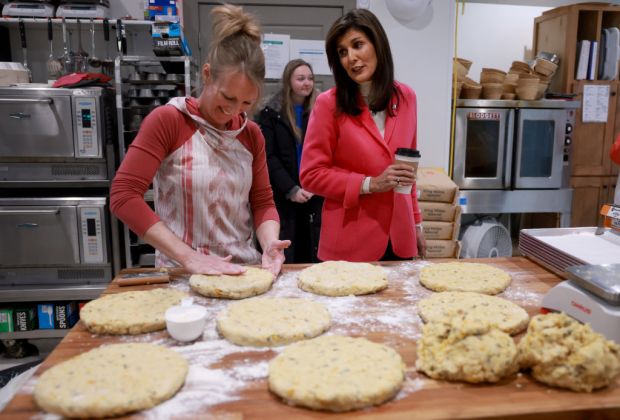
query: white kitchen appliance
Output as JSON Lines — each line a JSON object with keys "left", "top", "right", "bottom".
{"left": 0, "top": 86, "right": 115, "bottom": 183}
{"left": 2, "top": 1, "right": 55, "bottom": 17}
{"left": 56, "top": 0, "right": 109, "bottom": 18}
{"left": 542, "top": 264, "right": 620, "bottom": 344}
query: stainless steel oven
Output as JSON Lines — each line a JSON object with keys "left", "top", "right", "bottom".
{"left": 0, "top": 86, "right": 115, "bottom": 184}
{"left": 0, "top": 197, "right": 112, "bottom": 286}
{"left": 453, "top": 99, "right": 579, "bottom": 190}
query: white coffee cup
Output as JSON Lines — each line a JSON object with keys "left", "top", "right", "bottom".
{"left": 165, "top": 298, "right": 207, "bottom": 342}
{"left": 394, "top": 148, "right": 421, "bottom": 194}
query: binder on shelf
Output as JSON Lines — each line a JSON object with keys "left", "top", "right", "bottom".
{"left": 575, "top": 39, "right": 590, "bottom": 80}
{"left": 599, "top": 27, "right": 620, "bottom": 80}
{"left": 587, "top": 40, "right": 598, "bottom": 80}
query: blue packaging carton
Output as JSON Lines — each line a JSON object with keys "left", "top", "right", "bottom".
{"left": 37, "top": 304, "right": 55, "bottom": 329}
{"left": 54, "top": 302, "right": 78, "bottom": 329}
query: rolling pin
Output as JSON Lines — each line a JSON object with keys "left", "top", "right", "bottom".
{"left": 116, "top": 268, "right": 187, "bottom": 287}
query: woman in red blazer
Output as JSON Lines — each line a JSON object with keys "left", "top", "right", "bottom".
{"left": 611, "top": 133, "right": 620, "bottom": 204}
{"left": 300, "top": 8, "right": 426, "bottom": 262}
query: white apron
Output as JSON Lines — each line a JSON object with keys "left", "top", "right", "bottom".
{"left": 153, "top": 97, "right": 261, "bottom": 267}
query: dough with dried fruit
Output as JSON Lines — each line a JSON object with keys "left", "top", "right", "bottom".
{"left": 269, "top": 335, "right": 405, "bottom": 411}
{"left": 419, "top": 262, "right": 511, "bottom": 294}
{"left": 518, "top": 313, "right": 620, "bottom": 392}
{"left": 34, "top": 343, "right": 187, "bottom": 418}
{"left": 418, "top": 291, "right": 529, "bottom": 335}
{"left": 298, "top": 261, "right": 387, "bottom": 296}
{"left": 217, "top": 297, "right": 331, "bottom": 346}
{"left": 190, "top": 267, "right": 273, "bottom": 299}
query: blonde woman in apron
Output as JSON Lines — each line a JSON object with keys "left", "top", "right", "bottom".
{"left": 111, "top": 4, "right": 289, "bottom": 276}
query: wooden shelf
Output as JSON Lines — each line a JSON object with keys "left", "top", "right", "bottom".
{"left": 534, "top": 3, "right": 620, "bottom": 227}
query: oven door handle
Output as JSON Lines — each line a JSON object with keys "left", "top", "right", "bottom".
{"left": 0, "top": 98, "right": 54, "bottom": 105}
{"left": 0, "top": 209, "right": 60, "bottom": 215}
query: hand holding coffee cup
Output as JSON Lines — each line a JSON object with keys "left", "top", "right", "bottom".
{"left": 394, "top": 148, "right": 421, "bottom": 194}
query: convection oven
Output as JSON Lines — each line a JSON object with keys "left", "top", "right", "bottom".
{"left": 453, "top": 99, "right": 577, "bottom": 190}
{"left": 0, "top": 197, "right": 112, "bottom": 288}
{"left": 0, "top": 86, "right": 115, "bottom": 183}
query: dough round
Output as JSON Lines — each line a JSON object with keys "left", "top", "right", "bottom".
{"left": 269, "top": 335, "right": 405, "bottom": 412}
{"left": 80, "top": 288, "right": 187, "bottom": 335}
{"left": 517, "top": 313, "right": 620, "bottom": 392}
{"left": 189, "top": 267, "right": 273, "bottom": 299}
{"left": 217, "top": 297, "right": 330, "bottom": 346}
{"left": 416, "top": 315, "right": 519, "bottom": 383}
{"left": 417, "top": 291, "right": 529, "bottom": 335}
{"left": 419, "top": 262, "right": 511, "bottom": 295}
{"left": 298, "top": 261, "right": 388, "bottom": 296}
{"left": 34, "top": 343, "right": 188, "bottom": 418}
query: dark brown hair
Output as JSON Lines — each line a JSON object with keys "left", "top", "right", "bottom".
{"left": 325, "top": 8, "right": 399, "bottom": 116}
{"left": 280, "top": 59, "right": 319, "bottom": 140}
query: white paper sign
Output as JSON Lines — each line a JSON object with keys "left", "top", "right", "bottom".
{"left": 290, "top": 39, "right": 331, "bottom": 76}
{"left": 262, "top": 34, "right": 290, "bottom": 79}
{"left": 582, "top": 84, "right": 610, "bottom": 123}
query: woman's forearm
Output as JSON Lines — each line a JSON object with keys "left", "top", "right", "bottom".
{"left": 142, "top": 221, "right": 195, "bottom": 266}
{"left": 256, "top": 220, "right": 281, "bottom": 251}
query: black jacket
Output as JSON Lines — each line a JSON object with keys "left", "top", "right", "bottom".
{"left": 257, "top": 94, "right": 322, "bottom": 263}
{"left": 257, "top": 93, "right": 308, "bottom": 205}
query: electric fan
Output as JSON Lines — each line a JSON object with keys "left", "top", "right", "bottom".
{"left": 460, "top": 217, "right": 512, "bottom": 258}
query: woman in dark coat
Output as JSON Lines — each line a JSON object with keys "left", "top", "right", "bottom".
{"left": 257, "top": 59, "right": 323, "bottom": 263}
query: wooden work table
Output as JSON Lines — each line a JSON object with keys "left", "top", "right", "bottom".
{"left": 1, "top": 257, "right": 619, "bottom": 419}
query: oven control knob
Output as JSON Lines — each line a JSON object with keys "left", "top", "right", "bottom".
{"left": 565, "top": 123, "right": 573, "bottom": 134}
{"left": 565, "top": 137, "right": 572, "bottom": 146}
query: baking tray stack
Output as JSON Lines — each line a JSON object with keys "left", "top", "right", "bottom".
{"left": 519, "top": 227, "right": 620, "bottom": 275}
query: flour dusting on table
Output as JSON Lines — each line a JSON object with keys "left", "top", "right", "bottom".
{"left": 27, "top": 261, "right": 544, "bottom": 418}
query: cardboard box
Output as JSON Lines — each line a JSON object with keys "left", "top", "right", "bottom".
{"left": 54, "top": 302, "right": 78, "bottom": 329}
{"left": 420, "top": 201, "right": 462, "bottom": 222}
{"left": 417, "top": 167, "right": 459, "bottom": 203}
{"left": 37, "top": 304, "right": 55, "bottom": 329}
{"left": 14, "top": 306, "right": 37, "bottom": 332}
{"left": 601, "top": 203, "right": 620, "bottom": 231}
{"left": 0, "top": 308, "right": 14, "bottom": 332}
{"left": 0, "top": 63, "right": 30, "bottom": 86}
{"left": 422, "top": 221, "right": 460, "bottom": 240}
{"left": 425, "top": 240, "right": 461, "bottom": 259}
{"left": 147, "top": 0, "right": 178, "bottom": 20}
{"left": 152, "top": 21, "right": 192, "bottom": 57}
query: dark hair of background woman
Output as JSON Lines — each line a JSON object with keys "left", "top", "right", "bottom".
{"left": 325, "top": 8, "right": 400, "bottom": 117}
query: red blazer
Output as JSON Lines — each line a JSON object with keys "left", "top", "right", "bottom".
{"left": 300, "top": 82, "right": 422, "bottom": 261}
{"left": 612, "top": 133, "right": 620, "bottom": 165}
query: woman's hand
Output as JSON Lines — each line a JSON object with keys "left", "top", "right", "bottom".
{"left": 183, "top": 252, "right": 247, "bottom": 275}
{"left": 261, "top": 239, "right": 291, "bottom": 277}
{"left": 416, "top": 225, "right": 427, "bottom": 259}
{"left": 290, "top": 188, "right": 314, "bottom": 203}
{"left": 369, "top": 163, "right": 416, "bottom": 193}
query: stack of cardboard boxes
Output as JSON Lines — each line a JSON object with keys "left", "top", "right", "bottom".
{"left": 417, "top": 167, "right": 462, "bottom": 258}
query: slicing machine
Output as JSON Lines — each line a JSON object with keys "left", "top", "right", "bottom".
{"left": 56, "top": 0, "right": 109, "bottom": 18}
{"left": 2, "top": 1, "right": 56, "bottom": 17}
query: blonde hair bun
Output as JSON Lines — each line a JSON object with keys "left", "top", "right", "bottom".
{"left": 210, "top": 4, "right": 261, "bottom": 47}
{"left": 206, "top": 4, "right": 265, "bottom": 102}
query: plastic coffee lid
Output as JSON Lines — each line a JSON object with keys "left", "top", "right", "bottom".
{"left": 395, "top": 148, "right": 421, "bottom": 157}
